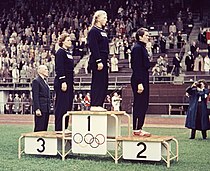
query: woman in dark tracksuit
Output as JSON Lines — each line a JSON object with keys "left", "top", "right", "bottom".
{"left": 131, "top": 28, "right": 151, "bottom": 137}
{"left": 185, "top": 80, "right": 210, "bottom": 139}
{"left": 87, "top": 10, "right": 109, "bottom": 110}
{"left": 54, "top": 33, "right": 74, "bottom": 131}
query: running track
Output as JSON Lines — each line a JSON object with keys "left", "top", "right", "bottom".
{"left": 0, "top": 114, "right": 186, "bottom": 128}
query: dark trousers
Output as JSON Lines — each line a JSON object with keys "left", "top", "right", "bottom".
{"left": 190, "top": 103, "right": 207, "bottom": 139}
{"left": 90, "top": 67, "right": 108, "bottom": 107}
{"left": 54, "top": 78, "right": 73, "bottom": 131}
{"left": 131, "top": 80, "right": 149, "bottom": 130}
{"left": 191, "top": 129, "right": 207, "bottom": 139}
{"left": 34, "top": 112, "right": 49, "bottom": 132}
{"left": 186, "top": 65, "right": 193, "bottom": 71}
{"left": 174, "top": 66, "right": 180, "bottom": 76}
{"left": 169, "top": 43, "right": 174, "bottom": 49}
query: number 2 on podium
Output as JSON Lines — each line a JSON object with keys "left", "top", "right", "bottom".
{"left": 136, "top": 142, "right": 147, "bottom": 158}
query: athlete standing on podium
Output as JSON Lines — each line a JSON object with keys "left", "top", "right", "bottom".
{"left": 131, "top": 28, "right": 151, "bottom": 137}
{"left": 54, "top": 33, "right": 74, "bottom": 131}
{"left": 87, "top": 10, "right": 109, "bottom": 111}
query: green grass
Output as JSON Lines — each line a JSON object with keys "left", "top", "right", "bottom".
{"left": 0, "top": 125, "right": 210, "bottom": 171}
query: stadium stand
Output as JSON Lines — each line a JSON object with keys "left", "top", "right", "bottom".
{"left": 1, "top": 0, "right": 210, "bottom": 114}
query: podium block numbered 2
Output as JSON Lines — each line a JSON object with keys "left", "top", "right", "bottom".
{"left": 123, "top": 141, "right": 161, "bottom": 161}
{"left": 117, "top": 135, "right": 179, "bottom": 167}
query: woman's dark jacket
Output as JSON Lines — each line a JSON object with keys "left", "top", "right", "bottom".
{"left": 185, "top": 86, "right": 210, "bottom": 130}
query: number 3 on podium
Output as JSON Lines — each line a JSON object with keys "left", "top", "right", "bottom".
{"left": 24, "top": 137, "right": 57, "bottom": 155}
{"left": 37, "top": 138, "right": 45, "bottom": 153}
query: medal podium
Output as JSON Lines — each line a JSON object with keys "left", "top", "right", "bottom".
{"left": 18, "top": 110, "right": 178, "bottom": 167}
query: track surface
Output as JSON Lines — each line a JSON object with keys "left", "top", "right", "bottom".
{"left": 0, "top": 114, "right": 186, "bottom": 128}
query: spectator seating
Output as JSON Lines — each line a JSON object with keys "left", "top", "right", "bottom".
{"left": 1, "top": 0, "right": 209, "bottom": 115}
{"left": 74, "top": 56, "right": 82, "bottom": 66}
{"left": 121, "top": 83, "right": 191, "bottom": 114}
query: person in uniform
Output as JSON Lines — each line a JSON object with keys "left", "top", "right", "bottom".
{"left": 131, "top": 28, "right": 151, "bottom": 137}
{"left": 32, "top": 65, "right": 50, "bottom": 132}
{"left": 54, "top": 33, "right": 74, "bottom": 131}
{"left": 87, "top": 10, "right": 109, "bottom": 111}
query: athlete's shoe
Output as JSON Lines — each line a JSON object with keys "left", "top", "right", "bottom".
{"left": 133, "top": 130, "right": 151, "bottom": 137}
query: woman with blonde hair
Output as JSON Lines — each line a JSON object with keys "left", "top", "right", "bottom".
{"left": 87, "top": 10, "right": 109, "bottom": 111}
{"left": 54, "top": 32, "right": 74, "bottom": 131}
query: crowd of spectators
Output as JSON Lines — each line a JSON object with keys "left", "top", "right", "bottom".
{"left": 69, "top": 91, "right": 120, "bottom": 112}
{"left": 152, "top": 54, "right": 169, "bottom": 78}
{"left": 0, "top": 0, "right": 199, "bottom": 113}
{"left": 185, "top": 41, "right": 210, "bottom": 72}
{"left": 4, "top": 93, "right": 32, "bottom": 114}
{"left": 3, "top": 90, "right": 123, "bottom": 114}
{"left": 0, "top": 0, "right": 194, "bottom": 80}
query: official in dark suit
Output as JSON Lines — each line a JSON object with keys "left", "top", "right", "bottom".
{"left": 173, "top": 53, "right": 181, "bottom": 76}
{"left": 54, "top": 33, "right": 74, "bottom": 131}
{"left": 32, "top": 65, "right": 50, "bottom": 132}
{"left": 131, "top": 28, "right": 151, "bottom": 137}
{"left": 185, "top": 51, "right": 194, "bottom": 71}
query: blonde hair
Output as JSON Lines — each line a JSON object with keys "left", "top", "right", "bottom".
{"left": 91, "top": 10, "right": 107, "bottom": 28}
{"left": 58, "top": 32, "right": 70, "bottom": 47}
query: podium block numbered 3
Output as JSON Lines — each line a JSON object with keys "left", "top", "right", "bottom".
{"left": 25, "top": 137, "right": 57, "bottom": 155}
{"left": 18, "top": 131, "right": 71, "bottom": 159}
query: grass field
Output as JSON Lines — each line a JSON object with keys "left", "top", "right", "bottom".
{"left": 0, "top": 125, "right": 210, "bottom": 171}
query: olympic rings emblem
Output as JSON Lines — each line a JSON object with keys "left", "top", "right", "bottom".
{"left": 73, "top": 133, "right": 105, "bottom": 148}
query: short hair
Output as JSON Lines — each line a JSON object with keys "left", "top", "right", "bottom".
{"left": 37, "top": 65, "right": 48, "bottom": 75}
{"left": 198, "top": 79, "right": 208, "bottom": 88}
{"left": 58, "top": 32, "right": 70, "bottom": 47}
{"left": 135, "top": 27, "right": 148, "bottom": 41}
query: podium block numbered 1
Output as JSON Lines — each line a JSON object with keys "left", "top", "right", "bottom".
{"left": 123, "top": 141, "right": 161, "bottom": 161}
{"left": 25, "top": 137, "right": 57, "bottom": 155}
{"left": 72, "top": 114, "right": 107, "bottom": 155}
